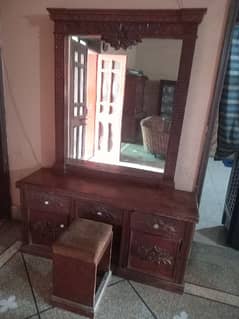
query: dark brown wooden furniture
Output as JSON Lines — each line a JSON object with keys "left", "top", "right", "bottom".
{"left": 16, "top": 8, "right": 206, "bottom": 294}
{"left": 52, "top": 218, "right": 113, "bottom": 318}
{"left": 121, "top": 71, "right": 147, "bottom": 143}
{"left": 159, "top": 80, "right": 177, "bottom": 118}
{"left": 17, "top": 168, "right": 198, "bottom": 293}
{"left": 48, "top": 8, "right": 206, "bottom": 181}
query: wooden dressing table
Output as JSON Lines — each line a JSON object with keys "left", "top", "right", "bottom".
{"left": 17, "top": 167, "right": 197, "bottom": 292}
{"left": 17, "top": 8, "right": 206, "bottom": 293}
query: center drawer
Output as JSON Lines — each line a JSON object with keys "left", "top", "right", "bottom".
{"left": 76, "top": 199, "right": 123, "bottom": 226}
{"left": 76, "top": 198, "right": 123, "bottom": 265}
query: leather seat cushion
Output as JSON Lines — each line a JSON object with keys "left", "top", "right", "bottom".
{"left": 53, "top": 218, "right": 112, "bottom": 263}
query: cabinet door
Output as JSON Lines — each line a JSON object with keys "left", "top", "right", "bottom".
{"left": 30, "top": 210, "right": 70, "bottom": 246}
{"left": 128, "top": 230, "right": 181, "bottom": 281}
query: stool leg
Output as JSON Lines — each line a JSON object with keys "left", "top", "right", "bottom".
{"left": 98, "top": 234, "right": 112, "bottom": 273}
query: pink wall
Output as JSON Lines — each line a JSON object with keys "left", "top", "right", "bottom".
{"left": 0, "top": 0, "right": 229, "bottom": 218}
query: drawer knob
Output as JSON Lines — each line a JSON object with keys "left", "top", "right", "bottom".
{"left": 44, "top": 200, "right": 49, "bottom": 205}
{"left": 96, "top": 211, "right": 103, "bottom": 216}
{"left": 153, "top": 223, "right": 160, "bottom": 230}
{"left": 60, "top": 224, "right": 65, "bottom": 229}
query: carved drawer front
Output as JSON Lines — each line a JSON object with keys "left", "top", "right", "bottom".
{"left": 76, "top": 199, "right": 123, "bottom": 265}
{"left": 128, "top": 230, "right": 180, "bottom": 280}
{"left": 26, "top": 189, "right": 71, "bottom": 214}
{"left": 76, "top": 199, "right": 123, "bottom": 226}
{"left": 30, "top": 210, "right": 69, "bottom": 246}
{"left": 131, "top": 212, "right": 184, "bottom": 239}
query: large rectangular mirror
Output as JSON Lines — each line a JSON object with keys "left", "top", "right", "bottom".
{"left": 67, "top": 36, "right": 182, "bottom": 173}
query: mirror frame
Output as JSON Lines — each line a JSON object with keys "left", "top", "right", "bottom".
{"left": 48, "top": 8, "right": 206, "bottom": 185}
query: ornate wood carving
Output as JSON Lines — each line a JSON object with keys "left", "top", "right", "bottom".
{"left": 48, "top": 9, "right": 206, "bottom": 24}
{"left": 49, "top": 9, "right": 206, "bottom": 49}
{"left": 133, "top": 241, "right": 173, "bottom": 265}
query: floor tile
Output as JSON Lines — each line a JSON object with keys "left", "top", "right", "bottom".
{"left": 131, "top": 281, "right": 239, "bottom": 319}
{"left": 35, "top": 280, "right": 154, "bottom": 319}
{"left": 39, "top": 307, "right": 84, "bottom": 318}
{"left": 185, "top": 242, "right": 239, "bottom": 296}
{"left": 23, "top": 254, "right": 52, "bottom": 311}
{"left": 0, "top": 253, "right": 37, "bottom": 318}
{"left": 109, "top": 274, "right": 124, "bottom": 285}
{"left": 0, "top": 241, "right": 22, "bottom": 269}
{"left": 185, "top": 283, "right": 239, "bottom": 308}
{"left": 194, "top": 226, "right": 227, "bottom": 247}
{"left": 95, "top": 280, "right": 154, "bottom": 319}
{"left": 0, "top": 221, "right": 22, "bottom": 254}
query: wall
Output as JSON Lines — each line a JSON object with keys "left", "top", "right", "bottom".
{"left": 105, "top": 39, "right": 182, "bottom": 81}
{"left": 0, "top": 0, "right": 229, "bottom": 219}
{"left": 135, "top": 39, "right": 182, "bottom": 81}
{"left": 105, "top": 45, "right": 137, "bottom": 69}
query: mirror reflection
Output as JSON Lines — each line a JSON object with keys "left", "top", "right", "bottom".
{"left": 67, "top": 36, "right": 182, "bottom": 173}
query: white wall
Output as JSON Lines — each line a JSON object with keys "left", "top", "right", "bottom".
{"left": 135, "top": 39, "right": 182, "bottom": 81}
{"left": 105, "top": 45, "right": 137, "bottom": 69}
{"left": 105, "top": 39, "right": 182, "bottom": 81}
{"left": 0, "top": 0, "right": 230, "bottom": 218}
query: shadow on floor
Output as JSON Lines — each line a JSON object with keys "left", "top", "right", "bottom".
{"left": 195, "top": 226, "right": 227, "bottom": 247}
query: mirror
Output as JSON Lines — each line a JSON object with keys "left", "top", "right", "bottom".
{"left": 66, "top": 36, "right": 182, "bottom": 173}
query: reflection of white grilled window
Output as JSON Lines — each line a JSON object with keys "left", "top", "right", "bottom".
{"left": 68, "top": 36, "right": 88, "bottom": 160}
{"left": 67, "top": 38, "right": 127, "bottom": 163}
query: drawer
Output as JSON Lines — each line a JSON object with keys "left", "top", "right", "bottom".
{"left": 131, "top": 212, "right": 185, "bottom": 239}
{"left": 26, "top": 189, "right": 71, "bottom": 214}
{"left": 76, "top": 199, "right": 123, "bottom": 226}
{"left": 128, "top": 230, "right": 180, "bottom": 280}
{"left": 30, "top": 210, "right": 70, "bottom": 246}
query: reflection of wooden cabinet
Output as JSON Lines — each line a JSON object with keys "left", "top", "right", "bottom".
{"left": 17, "top": 168, "right": 197, "bottom": 293}
{"left": 122, "top": 72, "right": 166, "bottom": 144}
{"left": 121, "top": 73, "right": 147, "bottom": 143}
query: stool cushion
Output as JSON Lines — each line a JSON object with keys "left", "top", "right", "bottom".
{"left": 53, "top": 219, "right": 112, "bottom": 264}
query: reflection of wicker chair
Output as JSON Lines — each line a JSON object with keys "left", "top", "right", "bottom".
{"left": 140, "top": 116, "right": 171, "bottom": 156}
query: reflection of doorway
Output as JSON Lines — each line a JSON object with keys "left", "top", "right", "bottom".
{"left": 68, "top": 36, "right": 127, "bottom": 164}
{"left": 94, "top": 54, "right": 126, "bottom": 163}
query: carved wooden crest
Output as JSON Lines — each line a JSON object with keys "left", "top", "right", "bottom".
{"left": 48, "top": 8, "right": 206, "bottom": 50}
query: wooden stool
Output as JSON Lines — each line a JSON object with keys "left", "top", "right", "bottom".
{"left": 51, "top": 218, "right": 113, "bottom": 318}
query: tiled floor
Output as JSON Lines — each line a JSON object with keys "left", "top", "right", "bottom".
{"left": 0, "top": 243, "right": 239, "bottom": 319}
{"left": 0, "top": 220, "right": 22, "bottom": 254}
